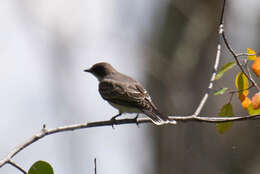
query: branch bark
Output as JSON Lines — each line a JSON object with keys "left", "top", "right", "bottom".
{"left": 8, "top": 160, "right": 27, "bottom": 174}
{"left": 193, "top": 0, "right": 225, "bottom": 116}
{"left": 94, "top": 158, "right": 97, "bottom": 174}
{"left": 222, "top": 31, "right": 260, "bottom": 91}
{"left": 1, "top": 114, "right": 260, "bottom": 168}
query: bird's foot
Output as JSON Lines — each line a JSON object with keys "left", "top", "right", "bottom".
{"left": 134, "top": 114, "right": 139, "bottom": 128}
{"left": 110, "top": 113, "right": 121, "bottom": 129}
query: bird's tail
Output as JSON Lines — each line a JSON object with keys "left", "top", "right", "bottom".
{"left": 142, "top": 108, "right": 176, "bottom": 125}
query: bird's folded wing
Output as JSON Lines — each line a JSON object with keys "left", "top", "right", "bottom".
{"left": 99, "top": 79, "right": 172, "bottom": 123}
{"left": 98, "top": 80, "right": 150, "bottom": 108}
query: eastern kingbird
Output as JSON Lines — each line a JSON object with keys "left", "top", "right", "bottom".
{"left": 84, "top": 62, "right": 176, "bottom": 125}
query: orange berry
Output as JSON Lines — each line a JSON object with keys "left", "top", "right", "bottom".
{"left": 252, "top": 58, "right": 260, "bottom": 77}
{"left": 252, "top": 92, "right": 260, "bottom": 109}
{"left": 241, "top": 97, "right": 251, "bottom": 109}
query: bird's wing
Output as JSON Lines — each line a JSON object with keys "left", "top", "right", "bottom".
{"left": 99, "top": 79, "right": 171, "bottom": 124}
{"left": 134, "top": 83, "right": 170, "bottom": 123}
{"left": 98, "top": 79, "right": 145, "bottom": 107}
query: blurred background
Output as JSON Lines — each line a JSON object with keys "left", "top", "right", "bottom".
{"left": 1, "top": 0, "right": 260, "bottom": 174}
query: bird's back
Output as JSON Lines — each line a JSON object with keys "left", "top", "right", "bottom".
{"left": 100, "top": 72, "right": 171, "bottom": 124}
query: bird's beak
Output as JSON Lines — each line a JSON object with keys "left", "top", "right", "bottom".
{"left": 84, "top": 69, "right": 91, "bottom": 73}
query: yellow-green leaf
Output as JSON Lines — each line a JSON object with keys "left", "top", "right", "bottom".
{"left": 214, "top": 88, "right": 228, "bottom": 95}
{"left": 235, "top": 72, "right": 249, "bottom": 96}
{"left": 248, "top": 104, "right": 260, "bottom": 115}
{"left": 216, "top": 103, "right": 234, "bottom": 134}
{"left": 215, "top": 61, "right": 236, "bottom": 80}
{"left": 248, "top": 48, "right": 257, "bottom": 61}
{"left": 28, "top": 161, "right": 54, "bottom": 174}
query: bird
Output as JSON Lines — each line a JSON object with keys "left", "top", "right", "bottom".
{"left": 84, "top": 62, "right": 176, "bottom": 125}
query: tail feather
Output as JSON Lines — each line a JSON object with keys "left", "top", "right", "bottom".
{"left": 142, "top": 108, "right": 176, "bottom": 125}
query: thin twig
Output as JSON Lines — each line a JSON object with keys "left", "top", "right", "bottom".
{"left": 193, "top": 0, "right": 226, "bottom": 116}
{"left": 222, "top": 32, "right": 260, "bottom": 91}
{"left": 237, "top": 53, "right": 256, "bottom": 57}
{"left": 1, "top": 114, "right": 260, "bottom": 168}
{"left": 245, "top": 59, "right": 255, "bottom": 84}
{"left": 228, "top": 92, "right": 234, "bottom": 103}
{"left": 0, "top": 118, "right": 148, "bottom": 168}
{"left": 228, "top": 84, "right": 254, "bottom": 94}
{"left": 94, "top": 158, "right": 97, "bottom": 174}
{"left": 219, "top": 0, "right": 226, "bottom": 26}
{"left": 169, "top": 115, "right": 260, "bottom": 122}
{"left": 8, "top": 160, "right": 27, "bottom": 174}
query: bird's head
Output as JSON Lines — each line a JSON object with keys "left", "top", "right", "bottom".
{"left": 84, "top": 62, "right": 117, "bottom": 81}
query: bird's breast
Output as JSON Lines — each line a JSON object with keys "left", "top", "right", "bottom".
{"left": 108, "top": 101, "right": 141, "bottom": 114}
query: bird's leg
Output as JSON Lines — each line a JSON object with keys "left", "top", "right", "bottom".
{"left": 134, "top": 114, "right": 140, "bottom": 128}
{"left": 110, "top": 113, "right": 122, "bottom": 129}
{"left": 111, "top": 113, "right": 122, "bottom": 121}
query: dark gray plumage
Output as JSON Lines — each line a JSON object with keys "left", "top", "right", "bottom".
{"left": 84, "top": 62, "right": 175, "bottom": 125}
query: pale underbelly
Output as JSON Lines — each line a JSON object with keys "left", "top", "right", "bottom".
{"left": 108, "top": 101, "right": 142, "bottom": 113}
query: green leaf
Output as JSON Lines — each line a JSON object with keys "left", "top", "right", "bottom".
{"left": 248, "top": 48, "right": 256, "bottom": 61}
{"left": 28, "top": 161, "right": 54, "bottom": 174}
{"left": 216, "top": 103, "right": 234, "bottom": 134}
{"left": 215, "top": 61, "right": 236, "bottom": 80}
{"left": 235, "top": 72, "right": 249, "bottom": 96}
{"left": 248, "top": 104, "right": 260, "bottom": 115}
{"left": 214, "top": 88, "right": 228, "bottom": 95}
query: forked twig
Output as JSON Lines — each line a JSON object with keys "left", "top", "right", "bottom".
{"left": 193, "top": 0, "right": 226, "bottom": 116}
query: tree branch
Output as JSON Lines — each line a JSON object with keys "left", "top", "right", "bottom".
{"left": 219, "top": 0, "right": 259, "bottom": 91}
{"left": 222, "top": 32, "right": 260, "bottom": 91}
{"left": 193, "top": 0, "right": 225, "bottom": 116}
{"left": 1, "top": 114, "right": 260, "bottom": 169}
{"left": 94, "top": 158, "right": 97, "bottom": 174}
{"left": 8, "top": 160, "right": 27, "bottom": 174}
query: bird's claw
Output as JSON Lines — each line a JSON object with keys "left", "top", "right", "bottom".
{"left": 110, "top": 113, "right": 121, "bottom": 129}
{"left": 134, "top": 114, "right": 139, "bottom": 128}
{"left": 110, "top": 116, "right": 117, "bottom": 129}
